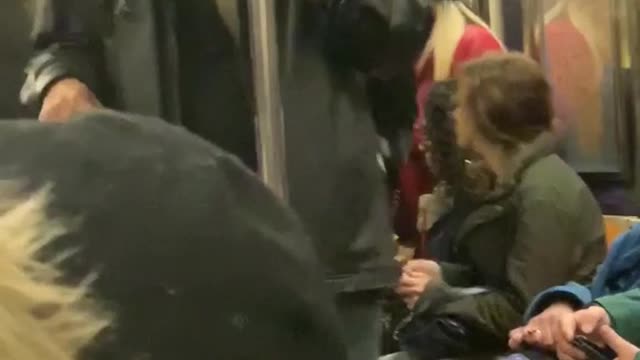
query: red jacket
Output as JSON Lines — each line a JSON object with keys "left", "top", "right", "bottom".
{"left": 394, "top": 24, "right": 503, "bottom": 246}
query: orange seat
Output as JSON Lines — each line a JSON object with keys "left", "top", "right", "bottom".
{"left": 603, "top": 216, "right": 640, "bottom": 248}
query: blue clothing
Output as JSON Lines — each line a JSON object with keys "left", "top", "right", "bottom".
{"left": 525, "top": 224, "right": 640, "bottom": 319}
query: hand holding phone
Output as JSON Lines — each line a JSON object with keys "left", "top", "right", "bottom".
{"left": 571, "top": 336, "right": 616, "bottom": 360}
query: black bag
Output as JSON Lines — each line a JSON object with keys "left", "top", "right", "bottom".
{"left": 395, "top": 310, "right": 504, "bottom": 359}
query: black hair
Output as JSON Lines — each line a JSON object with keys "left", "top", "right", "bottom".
{"left": 424, "top": 80, "right": 465, "bottom": 189}
{"left": 325, "top": 0, "right": 434, "bottom": 75}
{"left": 425, "top": 80, "right": 497, "bottom": 198}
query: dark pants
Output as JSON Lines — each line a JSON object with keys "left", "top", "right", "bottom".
{"left": 336, "top": 291, "right": 384, "bottom": 360}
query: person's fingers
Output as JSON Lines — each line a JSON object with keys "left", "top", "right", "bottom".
{"left": 508, "top": 328, "right": 525, "bottom": 349}
{"left": 39, "top": 80, "right": 101, "bottom": 123}
{"left": 540, "top": 323, "right": 556, "bottom": 348}
{"left": 577, "top": 307, "right": 609, "bottom": 335}
{"left": 598, "top": 325, "right": 636, "bottom": 354}
{"left": 404, "top": 259, "right": 439, "bottom": 275}
{"left": 524, "top": 324, "right": 554, "bottom": 349}
{"left": 403, "top": 260, "right": 428, "bottom": 273}
{"left": 395, "top": 284, "right": 424, "bottom": 297}
{"left": 576, "top": 311, "right": 598, "bottom": 335}
{"left": 560, "top": 313, "right": 577, "bottom": 341}
{"left": 399, "top": 272, "right": 431, "bottom": 289}
{"left": 509, "top": 327, "right": 524, "bottom": 340}
{"left": 39, "top": 102, "right": 64, "bottom": 123}
{"left": 39, "top": 101, "right": 97, "bottom": 123}
{"left": 397, "top": 273, "right": 419, "bottom": 287}
{"left": 404, "top": 271, "right": 423, "bottom": 279}
{"left": 394, "top": 286, "right": 413, "bottom": 296}
{"left": 557, "top": 340, "right": 587, "bottom": 360}
{"left": 523, "top": 326, "right": 544, "bottom": 346}
{"left": 394, "top": 282, "right": 413, "bottom": 295}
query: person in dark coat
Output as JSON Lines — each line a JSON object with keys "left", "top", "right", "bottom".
{"left": 0, "top": 1, "right": 33, "bottom": 118}
{"left": 21, "top": 1, "right": 429, "bottom": 358}
{"left": 0, "top": 110, "right": 347, "bottom": 360}
{"left": 22, "top": 0, "right": 257, "bottom": 169}
{"left": 387, "top": 54, "right": 606, "bottom": 359}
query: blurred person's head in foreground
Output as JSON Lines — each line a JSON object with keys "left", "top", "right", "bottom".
{"left": 0, "top": 110, "right": 347, "bottom": 360}
{"left": 0, "top": 185, "right": 108, "bottom": 360}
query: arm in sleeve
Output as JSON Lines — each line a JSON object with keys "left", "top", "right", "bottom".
{"left": 596, "top": 289, "right": 640, "bottom": 347}
{"left": 415, "top": 196, "right": 591, "bottom": 339}
{"left": 524, "top": 282, "right": 593, "bottom": 320}
{"left": 439, "top": 262, "right": 475, "bottom": 287}
{"left": 21, "top": 0, "right": 108, "bottom": 106}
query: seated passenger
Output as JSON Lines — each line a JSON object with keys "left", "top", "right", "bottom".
{"left": 0, "top": 110, "right": 346, "bottom": 360}
{"left": 394, "top": 0, "right": 505, "bottom": 250}
{"left": 388, "top": 53, "right": 606, "bottom": 359}
{"left": 509, "top": 225, "right": 640, "bottom": 360}
{"left": 415, "top": 79, "right": 492, "bottom": 261}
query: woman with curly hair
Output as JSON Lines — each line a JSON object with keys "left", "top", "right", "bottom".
{"left": 417, "top": 79, "right": 498, "bottom": 259}
{"left": 394, "top": 0, "right": 504, "bottom": 251}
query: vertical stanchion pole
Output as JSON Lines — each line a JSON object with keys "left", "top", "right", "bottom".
{"left": 488, "top": 0, "right": 504, "bottom": 41}
{"left": 521, "top": 0, "right": 545, "bottom": 62}
{"left": 248, "top": 0, "right": 288, "bottom": 201}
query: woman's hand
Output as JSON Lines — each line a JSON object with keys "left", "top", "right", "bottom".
{"left": 555, "top": 306, "right": 611, "bottom": 360}
{"left": 508, "top": 302, "right": 575, "bottom": 350}
{"left": 395, "top": 260, "right": 441, "bottom": 309}
{"left": 404, "top": 259, "right": 442, "bottom": 278}
{"left": 598, "top": 325, "right": 640, "bottom": 360}
{"left": 509, "top": 305, "right": 613, "bottom": 360}
{"left": 560, "top": 306, "right": 611, "bottom": 341}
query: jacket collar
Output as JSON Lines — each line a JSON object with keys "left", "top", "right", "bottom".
{"left": 425, "top": 132, "right": 557, "bottom": 230}
{"left": 479, "top": 131, "right": 557, "bottom": 202}
{"left": 453, "top": 132, "right": 557, "bottom": 246}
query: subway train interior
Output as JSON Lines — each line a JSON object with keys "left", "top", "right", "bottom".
{"left": 1, "top": 0, "right": 640, "bottom": 359}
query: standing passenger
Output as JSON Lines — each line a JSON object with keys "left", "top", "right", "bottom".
{"left": 0, "top": 0, "right": 32, "bottom": 117}
{"left": 22, "top": 2, "right": 409, "bottom": 359}
{"left": 22, "top": 0, "right": 257, "bottom": 169}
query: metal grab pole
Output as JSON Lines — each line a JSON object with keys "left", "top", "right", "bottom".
{"left": 487, "top": 0, "right": 504, "bottom": 41}
{"left": 248, "top": 0, "right": 289, "bottom": 201}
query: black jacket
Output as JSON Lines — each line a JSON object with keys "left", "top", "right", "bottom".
{"left": 0, "top": 110, "right": 347, "bottom": 360}
{"left": 23, "top": 0, "right": 257, "bottom": 169}
{"left": 22, "top": 0, "right": 413, "bottom": 292}
{"left": 0, "top": 1, "right": 32, "bottom": 117}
